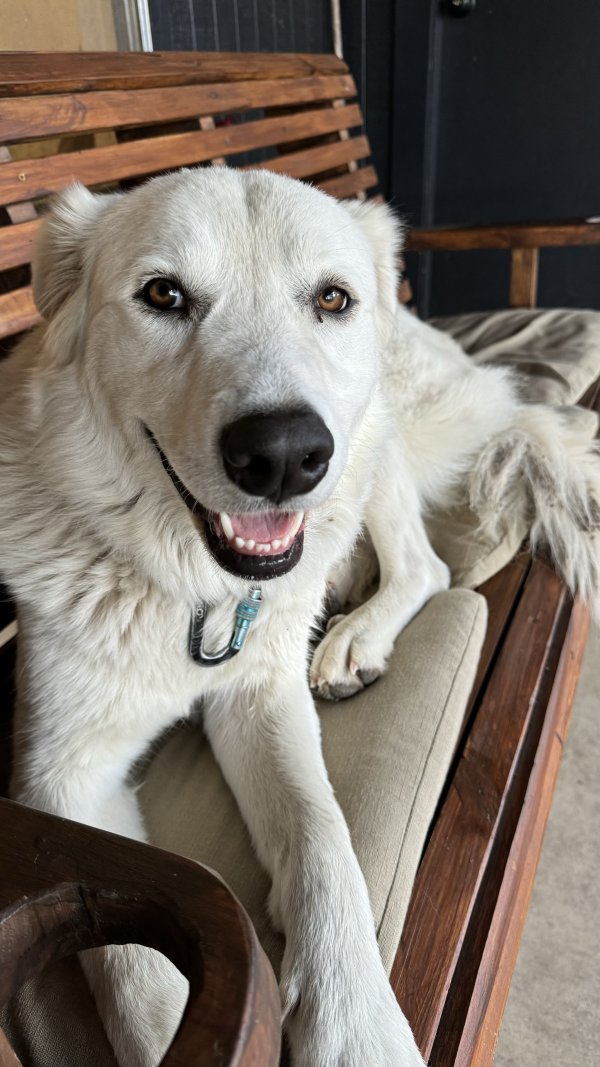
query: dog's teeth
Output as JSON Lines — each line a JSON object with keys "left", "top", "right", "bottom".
{"left": 289, "top": 511, "right": 304, "bottom": 538}
{"left": 220, "top": 515, "right": 301, "bottom": 554}
{"left": 220, "top": 512, "right": 234, "bottom": 541}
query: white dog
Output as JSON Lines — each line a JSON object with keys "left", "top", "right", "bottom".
{"left": 1, "top": 168, "right": 599, "bottom": 1067}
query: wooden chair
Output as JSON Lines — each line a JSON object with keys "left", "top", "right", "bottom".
{"left": 1, "top": 50, "right": 600, "bottom": 1066}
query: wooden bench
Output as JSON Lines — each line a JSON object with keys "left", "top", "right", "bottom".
{"left": 1, "top": 50, "right": 600, "bottom": 1067}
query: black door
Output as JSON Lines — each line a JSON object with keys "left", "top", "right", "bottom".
{"left": 394, "top": 0, "right": 600, "bottom": 315}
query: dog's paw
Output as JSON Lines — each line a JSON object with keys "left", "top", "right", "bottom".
{"left": 310, "top": 611, "right": 390, "bottom": 701}
{"left": 282, "top": 953, "right": 425, "bottom": 1067}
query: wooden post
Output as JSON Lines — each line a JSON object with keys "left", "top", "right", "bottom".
{"left": 509, "top": 247, "right": 539, "bottom": 308}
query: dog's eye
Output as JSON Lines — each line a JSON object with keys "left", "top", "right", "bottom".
{"left": 143, "top": 278, "right": 186, "bottom": 311}
{"left": 316, "top": 287, "right": 349, "bottom": 314}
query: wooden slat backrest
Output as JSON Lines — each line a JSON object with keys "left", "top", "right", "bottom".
{"left": 0, "top": 51, "right": 376, "bottom": 343}
{"left": 0, "top": 51, "right": 350, "bottom": 94}
{"left": 0, "top": 103, "right": 365, "bottom": 206}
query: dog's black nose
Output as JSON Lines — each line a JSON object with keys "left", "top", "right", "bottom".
{"left": 220, "top": 408, "right": 334, "bottom": 502}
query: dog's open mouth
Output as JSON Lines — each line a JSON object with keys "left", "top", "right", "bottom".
{"left": 206, "top": 509, "right": 305, "bottom": 579}
{"left": 146, "top": 427, "right": 305, "bottom": 580}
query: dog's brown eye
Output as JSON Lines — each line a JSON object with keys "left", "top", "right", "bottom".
{"left": 316, "top": 287, "right": 349, "bottom": 314}
{"left": 143, "top": 278, "right": 185, "bottom": 311}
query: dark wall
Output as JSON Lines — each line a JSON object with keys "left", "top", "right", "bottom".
{"left": 148, "top": 0, "right": 332, "bottom": 56}
{"left": 426, "top": 0, "right": 600, "bottom": 316}
{"left": 147, "top": 0, "right": 600, "bottom": 317}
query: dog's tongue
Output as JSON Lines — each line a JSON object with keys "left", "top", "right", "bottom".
{"left": 229, "top": 511, "right": 298, "bottom": 542}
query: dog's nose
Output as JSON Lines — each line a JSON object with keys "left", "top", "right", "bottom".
{"left": 220, "top": 408, "right": 334, "bottom": 502}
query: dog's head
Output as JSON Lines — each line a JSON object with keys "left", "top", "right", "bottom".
{"left": 33, "top": 169, "right": 401, "bottom": 591}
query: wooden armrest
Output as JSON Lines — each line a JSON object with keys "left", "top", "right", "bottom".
{"left": 0, "top": 798, "right": 281, "bottom": 1066}
{"left": 405, "top": 218, "right": 600, "bottom": 252}
{"left": 405, "top": 218, "right": 600, "bottom": 308}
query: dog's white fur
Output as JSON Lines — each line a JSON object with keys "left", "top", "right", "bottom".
{"left": 1, "top": 168, "right": 599, "bottom": 1067}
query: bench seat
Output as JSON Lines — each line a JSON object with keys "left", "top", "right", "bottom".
{"left": 2, "top": 50, "right": 600, "bottom": 1067}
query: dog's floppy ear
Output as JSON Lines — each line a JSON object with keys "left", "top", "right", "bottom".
{"left": 341, "top": 199, "right": 404, "bottom": 333}
{"left": 33, "top": 183, "right": 121, "bottom": 319}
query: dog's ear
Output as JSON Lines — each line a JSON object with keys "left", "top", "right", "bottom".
{"left": 341, "top": 199, "right": 404, "bottom": 334}
{"left": 33, "top": 183, "right": 121, "bottom": 319}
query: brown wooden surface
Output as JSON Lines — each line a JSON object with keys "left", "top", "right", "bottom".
{"left": 392, "top": 557, "right": 570, "bottom": 1061}
{"left": 454, "top": 596, "right": 590, "bottom": 1067}
{"left": 4, "top": 201, "right": 38, "bottom": 226}
{"left": 466, "top": 552, "right": 531, "bottom": 721}
{"left": 0, "top": 287, "right": 39, "bottom": 339}
{"left": 0, "top": 797, "right": 281, "bottom": 1067}
{"left": 0, "top": 138, "right": 372, "bottom": 279}
{"left": 0, "top": 103, "right": 363, "bottom": 206}
{"left": 251, "top": 135, "right": 370, "bottom": 180}
{"left": 509, "top": 247, "right": 539, "bottom": 308}
{"left": 405, "top": 219, "right": 600, "bottom": 252}
{"left": 318, "top": 165, "right": 378, "bottom": 198}
{"left": 0, "top": 219, "right": 38, "bottom": 272}
{"left": 0, "top": 52, "right": 348, "bottom": 97}
{"left": 0, "top": 1027, "right": 23, "bottom": 1067}
{"left": 0, "top": 74, "right": 356, "bottom": 143}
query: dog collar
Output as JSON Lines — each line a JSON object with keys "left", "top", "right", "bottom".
{"left": 189, "top": 587, "right": 262, "bottom": 666}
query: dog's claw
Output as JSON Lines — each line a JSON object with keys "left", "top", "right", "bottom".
{"left": 357, "top": 667, "right": 381, "bottom": 687}
{"left": 312, "top": 677, "right": 364, "bottom": 702}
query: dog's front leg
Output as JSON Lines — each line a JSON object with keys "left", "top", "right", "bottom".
{"left": 14, "top": 771, "right": 189, "bottom": 1065}
{"left": 311, "top": 452, "right": 450, "bottom": 700}
{"left": 15, "top": 768, "right": 189, "bottom": 1067}
{"left": 12, "top": 696, "right": 189, "bottom": 1067}
{"left": 203, "top": 676, "right": 425, "bottom": 1067}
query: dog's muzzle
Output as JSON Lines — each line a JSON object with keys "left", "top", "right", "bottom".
{"left": 145, "top": 427, "right": 306, "bottom": 580}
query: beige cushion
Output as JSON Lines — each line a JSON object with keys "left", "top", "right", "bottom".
{"left": 2, "top": 589, "right": 486, "bottom": 1064}
{"left": 426, "top": 308, "right": 600, "bottom": 588}
{"left": 1, "top": 958, "right": 118, "bottom": 1067}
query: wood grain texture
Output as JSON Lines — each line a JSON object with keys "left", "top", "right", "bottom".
{"left": 0, "top": 287, "right": 40, "bottom": 339}
{"left": 318, "top": 165, "right": 378, "bottom": 197}
{"left": 405, "top": 219, "right": 600, "bottom": 251}
{"left": 0, "top": 219, "right": 39, "bottom": 271}
{"left": 249, "top": 135, "right": 370, "bottom": 180}
{"left": 0, "top": 139, "right": 370, "bottom": 280}
{"left": 0, "top": 104, "right": 363, "bottom": 205}
{"left": 0, "top": 798, "right": 281, "bottom": 1067}
{"left": 0, "top": 52, "right": 348, "bottom": 97}
{"left": 0, "top": 75, "right": 357, "bottom": 144}
{"left": 454, "top": 597, "right": 590, "bottom": 1067}
{"left": 509, "top": 247, "right": 539, "bottom": 308}
{"left": 391, "top": 557, "right": 569, "bottom": 1061}
{"left": 467, "top": 552, "right": 531, "bottom": 721}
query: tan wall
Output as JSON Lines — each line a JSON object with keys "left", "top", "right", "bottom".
{"left": 0, "top": 0, "right": 117, "bottom": 52}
